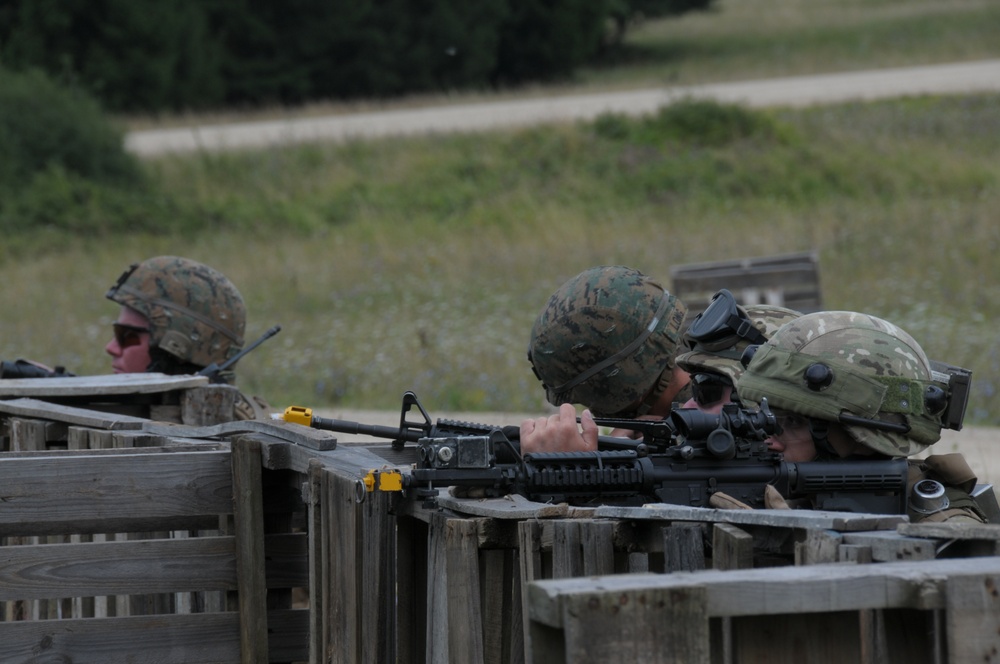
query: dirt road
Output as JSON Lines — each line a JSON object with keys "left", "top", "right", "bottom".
{"left": 126, "top": 59, "right": 1000, "bottom": 157}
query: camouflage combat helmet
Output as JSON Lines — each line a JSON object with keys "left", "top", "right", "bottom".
{"left": 106, "top": 256, "right": 246, "bottom": 369}
{"left": 527, "top": 266, "right": 687, "bottom": 417}
{"left": 676, "top": 291, "right": 801, "bottom": 385}
{"left": 737, "top": 311, "right": 945, "bottom": 457}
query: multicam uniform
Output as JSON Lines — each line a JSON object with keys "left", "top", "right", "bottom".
{"left": 737, "top": 311, "right": 986, "bottom": 524}
{"left": 107, "top": 256, "right": 269, "bottom": 421}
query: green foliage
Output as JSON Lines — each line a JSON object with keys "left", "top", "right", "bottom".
{"left": 595, "top": 99, "right": 793, "bottom": 146}
{"left": 0, "top": 0, "right": 717, "bottom": 110}
{"left": 0, "top": 0, "right": 224, "bottom": 111}
{"left": 492, "top": 0, "right": 613, "bottom": 83}
{"left": 0, "top": 67, "right": 150, "bottom": 235}
{"left": 0, "top": 67, "right": 139, "bottom": 188}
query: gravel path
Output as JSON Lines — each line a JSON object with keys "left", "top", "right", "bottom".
{"left": 126, "top": 59, "right": 1000, "bottom": 157}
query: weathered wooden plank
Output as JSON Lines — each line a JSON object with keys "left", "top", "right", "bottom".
{"left": 665, "top": 523, "right": 706, "bottom": 572}
{"left": 712, "top": 523, "right": 753, "bottom": 570}
{"left": 0, "top": 609, "right": 308, "bottom": 664}
{"left": 518, "top": 520, "right": 544, "bottom": 664}
{"left": 552, "top": 521, "right": 583, "bottom": 579}
{"left": 426, "top": 515, "right": 486, "bottom": 664}
{"left": 0, "top": 450, "right": 233, "bottom": 536}
{"left": 795, "top": 529, "right": 843, "bottom": 565}
{"left": 0, "top": 398, "right": 149, "bottom": 430}
{"left": 529, "top": 558, "right": 1000, "bottom": 627}
{"left": 945, "top": 573, "right": 1000, "bottom": 663}
{"left": 0, "top": 372, "right": 208, "bottom": 397}
{"left": 593, "top": 504, "right": 905, "bottom": 531}
{"left": 9, "top": 417, "right": 50, "bottom": 451}
{"left": 433, "top": 492, "right": 572, "bottom": 520}
{"left": 556, "top": 584, "right": 711, "bottom": 664}
{"left": 326, "top": 468, "right": 360, "bottom": 663}
{"left": 360, "top": 478, "right": 397, "bottom": 664}
{"left": 142, "top": 419, "right": 337, "bottom": 450}
{"left": 673, "top": 265, "right": 821, "bottom": 294}
{"left": 231, "top": 437, "right": 269, "bottom": 664}
{"left": 0, "top": 536, "right": 236, "bottom": 600}
{"left": 306, "top": 461, "right": 324, "bottom": 664}
{"left": 182, "top": 385, "right": 238, "bottom": 426}
{"left": 841, "top": 531, "right": 937, "bottom": 562}
{"left": 898, "top": 521, "right": 1000, "bottom": 541}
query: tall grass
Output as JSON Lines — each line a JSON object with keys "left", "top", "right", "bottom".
{"left": 1, "top": 92, "right": 998, "bottom": 424}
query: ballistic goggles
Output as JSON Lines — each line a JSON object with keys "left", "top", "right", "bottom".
{"left": 684, "top": 289, "right": 768, "bottom": 353}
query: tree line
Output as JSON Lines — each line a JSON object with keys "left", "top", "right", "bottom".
{"left": 0, "top": 0, "right": 713, "bottom": 113}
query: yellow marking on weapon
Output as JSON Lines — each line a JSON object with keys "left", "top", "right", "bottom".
{"left": 361, "top": 469, "right": 404, "bottom": 493}
{"left": 379, "top": 470, "right": 404, "bottom": 492}
{"left": 283, "top": 405, "right": 313, "bottom": 427}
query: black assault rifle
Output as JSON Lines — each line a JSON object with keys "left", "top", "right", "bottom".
{"left": 0, "top": 359, "right": 75, "bottom": 379}
{"left": 286, "top": 392, "right": 910, "bottom": 515}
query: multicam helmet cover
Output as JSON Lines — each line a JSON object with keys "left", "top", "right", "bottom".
{"left": 677, "top": 302, "right": 802, "bottom": 385}
{"left": 527, "top": 266, "right": 687, "bottom": 417}
{"left": 106, "top": 256, "right": 246, "bottom": 368}
{"left": 737, "top": 311, "right": 944, "bottom": 457}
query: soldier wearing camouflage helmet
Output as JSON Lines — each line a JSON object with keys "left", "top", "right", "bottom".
{"left": 105, "top": 256, "right": 267, "bottom": 420}
{"left": 675, "top": 289, "right": 801, "bottom": 412}
{"left": 521, "top": 266, "right": 688, "bottom": 453}
{"left": 736, "top": 310, "right": 987, "bottom": 523}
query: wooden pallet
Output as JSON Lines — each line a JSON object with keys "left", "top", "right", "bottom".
{"left": 670, "top": 250, "right": 822, "bottom": 320}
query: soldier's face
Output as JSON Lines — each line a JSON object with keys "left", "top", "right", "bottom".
{"left": 767, "top": 413, "right": 817, "bottom": 462}
{"left": 106, "top": 306, "right": 152, "bottom": 374}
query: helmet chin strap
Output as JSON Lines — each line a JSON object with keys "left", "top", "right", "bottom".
{"left": 807, "top": 418, "right": 839, "bottom": 460}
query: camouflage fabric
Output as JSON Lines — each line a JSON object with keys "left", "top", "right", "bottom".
{"left": 676, "top": 304, "right": 801, "bottom": 385}
{"left": 107, "top": 256, "right": 246, "bottom": 368}
{"left": 527, "top": 266, "right": 686, "bottom": 416}
{"left": 737, "top": 311, "right": 943, "bottom": 457}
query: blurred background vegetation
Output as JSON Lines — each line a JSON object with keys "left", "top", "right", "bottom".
{"left": 0, "top": 0, "right": 998, "bottom": 423}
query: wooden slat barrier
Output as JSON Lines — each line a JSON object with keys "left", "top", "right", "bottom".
{"left": 670, "top": 250, "right": 822, "bottom": 320}
{"left": 526, "top": 556, "right": 1000, "bottom": 664}
{"left": 0, "top": 442, "right": 310, "bottom": 664}
{"left": 3, "top": 386, "right": 1000, "bottom": 664}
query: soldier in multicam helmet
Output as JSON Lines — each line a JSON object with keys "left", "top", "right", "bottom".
{"left": 521, "top": 265, "right": 689, "bottom": 453}
{"left": 737, "top": 310, "right": 987, "bottom": 523}
{"left": 675, "top": 289, "right": 801, "bottom": 413}
{"left": 105, "top": 256, "right": 268, "bottom": 420}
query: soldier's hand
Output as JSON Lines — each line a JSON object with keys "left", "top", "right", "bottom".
{"left": 520, "top": 404, "right": 598, "bottom": 454}
{"left": 763, "top": 485, "right": 790, "bottom": 509}
{"left": 709, "top": 492, "right": 753, "bottom": 510}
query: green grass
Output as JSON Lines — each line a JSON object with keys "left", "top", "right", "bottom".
{"left": 1, "top": 0, "right": 999, "bottom": 425}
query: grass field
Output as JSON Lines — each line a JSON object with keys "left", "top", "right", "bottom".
{"left": 1, "top": 0, "right": 998, "bottom": 425}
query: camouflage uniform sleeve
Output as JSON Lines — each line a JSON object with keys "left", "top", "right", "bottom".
{"left": 907, "top": 455, "right": 987, "bottom": 524}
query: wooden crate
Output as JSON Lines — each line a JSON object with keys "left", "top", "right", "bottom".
{"left": 4, "top": 388, "right": 999, "bottom": 664}
{"left": 527, "top": 554, "right": 1000, "bottom": 664}
{"left": 670, "top": 251, "right": 822, "bottom": 320}
{"left": 0, "top": 387, "right": 329, "bottom": 664}
{"left": 304, "top": 452, "right": 1000, "bottom": 664}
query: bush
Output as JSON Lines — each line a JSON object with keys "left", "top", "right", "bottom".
{"left": 0, "top": 67, "right": 148, "bottom": 235}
